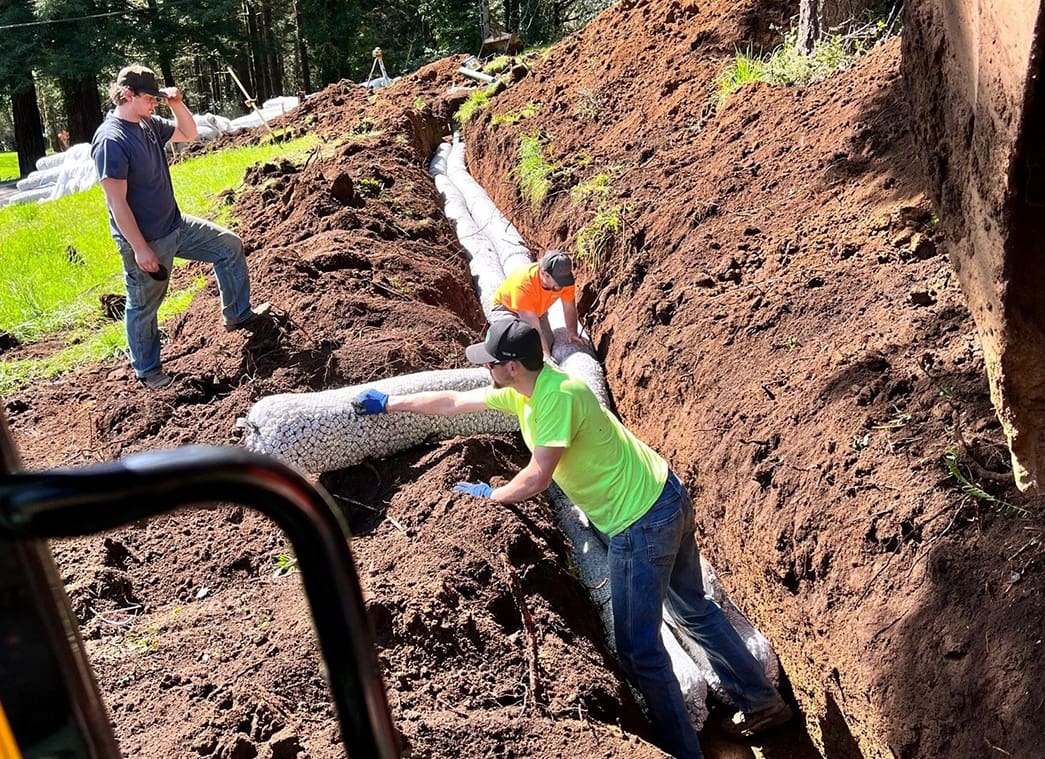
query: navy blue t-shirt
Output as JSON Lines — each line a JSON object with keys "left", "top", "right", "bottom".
{"left": 91, "top": 113, "right": 181, "bottom": 243}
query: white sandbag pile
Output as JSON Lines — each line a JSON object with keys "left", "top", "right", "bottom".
{"left": 429, "top": 143, "right": 504, "bottom": 319}
{"left": 443, "top": 141, "right": 532, "bottom": 277}
{"left": 7, "top": 143, "right": 96, "bottom": 205}
{"left": 193, "top": 112, "right": 234, "bottom": 142}
{"left": 228, "top": 96, "right": 300, "bottom": 131}
{"left": 240, "top": 368, "right": 519, "bottom": 475}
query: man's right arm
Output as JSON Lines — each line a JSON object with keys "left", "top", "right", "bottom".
{"left": 100, "top": 178, "right": 160, "bottom": 273}
{"left": 355, "top": 386, "right": 490, "bottom": 416}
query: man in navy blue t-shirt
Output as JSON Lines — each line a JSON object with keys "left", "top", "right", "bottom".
{"left": 91, "top": 65, "right": 268, "bottom": 389}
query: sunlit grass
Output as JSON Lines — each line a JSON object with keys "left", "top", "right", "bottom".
{"left": 458, "top": 88, "right": 492, "bottom": 123}
{"left": 576, "top": 205, "right": 628, "bottom": 268}
{"left": 0, "top": 152, "right": 18, "bottom": 181}
{"left": 0, "top": 280, "right": 203, "bottom": 395}
{"left": 0, "top": 135, "right": 315, "bottom": 388}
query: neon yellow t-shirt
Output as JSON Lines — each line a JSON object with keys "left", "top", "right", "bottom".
{"left": 485, "top": 366, "right": 668, "bottom": 536}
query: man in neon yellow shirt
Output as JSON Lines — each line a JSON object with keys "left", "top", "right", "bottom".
{"left": 353, "top": 319, "right": 791, "bottom": 756}
{"left": 492, "top": 250, "right": 585, "bottom": 362}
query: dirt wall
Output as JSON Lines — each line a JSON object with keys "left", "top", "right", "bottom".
{"left": 903, "top": 1, "right": 1045, "bottom": 493}
{"left": 464, "top": 0, "right": 1045, "bottom": 755}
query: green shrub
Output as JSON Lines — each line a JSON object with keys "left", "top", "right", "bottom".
{"left": 717, "top": 20, "right": 899, "bottom": 106}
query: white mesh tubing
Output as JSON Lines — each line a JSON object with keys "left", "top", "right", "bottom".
{"left": 241, "top": 368, "right": 518, "bottom": 474}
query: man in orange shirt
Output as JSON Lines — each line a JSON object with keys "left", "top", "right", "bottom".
{"left": 492, "top": 251, "right": 585, "bottom": 362}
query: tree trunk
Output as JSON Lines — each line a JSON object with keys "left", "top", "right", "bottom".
{"left": 232, "top": 54, "right": 255, "bottom": 114}
{"left": 797, "top": 0, "right": 878, "bottom": 53}
{"left": 144, "top": 0, "right": 176, "bottom": 85}
{"left": 506, "top": 0, "right": 519, "bottom": 34}
{"left": 11, "top": 86, "right": 46, "bottom": 178}
{"left": 59, "top": 75, "right": 103, "bottom": 145}
{"left": 293, "top": 0, "right": 311, "bottom": 93}
{"left": 245, "top": 0, "right": 268, "bottom": 103}
{"left": 263, "top": 2, "right": 284, "bottom": 96}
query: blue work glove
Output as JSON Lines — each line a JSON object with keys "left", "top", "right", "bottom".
{"left": 352, "top": 389, "right": 388, "bottom": 415}
{"left": 452, "top": 481, "right": 494, "bottom": 498}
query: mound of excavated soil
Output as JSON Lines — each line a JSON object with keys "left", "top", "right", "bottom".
{"left": 6, "top": 0, "right": 1045, "bottom": 757}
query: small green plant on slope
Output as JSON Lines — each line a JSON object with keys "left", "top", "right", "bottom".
{"left": 484, "top": 55, "right": 513, "bottom": 74}
{"left": 273, "top": 553, "right": 299, "bottom": 578}
{"left": 356, "top": 176, "right": 383, "bottom": 197}
{"left": 516, "top": 132, "right": 557, "bottom": 208}
{"left": 458, "top": 89, "right": 492, "bottom": 123}
{"left": 127, "top": 625, "right": 160, "bottom": 654}
{"left": 943, "top": 448, "right": 1029, "bottom": 516}
{"left": 570, "top": 172, "right": 613, "bottom": 205}
{"left": 491, "top": 101, "right": 540, "bottom": 127}
{"left": 575, "top": 205, "right": 629, "bottom": 268}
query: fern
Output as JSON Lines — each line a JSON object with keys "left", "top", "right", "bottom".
{"left": 943, "top": 450, "right": 1029, "bottom": 517}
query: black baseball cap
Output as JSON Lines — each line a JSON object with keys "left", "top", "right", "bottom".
{"left": 541, "top": 250, "right": 575, "bottom": 286}
{"left": 117, "top": 65, "right": 164, "bottom": 97}
{"left": 465, "top": 319, "right": 542, "bottom": 364}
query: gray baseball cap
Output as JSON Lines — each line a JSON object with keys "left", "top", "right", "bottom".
{"left": 541, "top": 250, "right": 575, "bottom": 287}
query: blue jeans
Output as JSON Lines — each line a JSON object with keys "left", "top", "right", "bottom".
{"left": 118, "top": 214, "right": 252, "bottom": 379}
{"left": 608, "top": 472, "right": 781, "bottom": 759}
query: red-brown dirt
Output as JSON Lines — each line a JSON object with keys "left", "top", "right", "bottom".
{"left": 5, "top": 1, "right": 1045, "bottom": 758}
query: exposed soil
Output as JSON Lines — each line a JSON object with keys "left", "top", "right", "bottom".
{"left": 6, "top": 1, "right": 1045, "bottom": 758}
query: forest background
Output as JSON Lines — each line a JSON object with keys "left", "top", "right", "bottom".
{"left": 0, "top": 0, "right": 610, "bottom": 175}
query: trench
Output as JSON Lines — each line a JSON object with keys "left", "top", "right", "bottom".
{"left": 243, "top": 127, "right": 806, "bottom": 756}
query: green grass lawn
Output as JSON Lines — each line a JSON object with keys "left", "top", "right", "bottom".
{"left": 0, "top": 135, "right": 318, "bottom": 393}
{"left": 0, "top": 152, "right": 18, "bottom": 182}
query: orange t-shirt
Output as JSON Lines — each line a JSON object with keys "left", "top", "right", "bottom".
{"left": 493, "top": 263, "right": 575, "bottom": 316}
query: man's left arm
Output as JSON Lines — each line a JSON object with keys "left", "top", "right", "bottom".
{"left": 160, "top": 87, "right": 198, "bottom": 143}
{"left": 488, "top": 445, "right": 563, "bottom": 503}
{"left": 562, "top": 297, "right": 586, "bottom": 345}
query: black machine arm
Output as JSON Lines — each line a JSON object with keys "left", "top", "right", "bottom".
{"left": 0, "top": 442, "right": 398, "bottom": 758}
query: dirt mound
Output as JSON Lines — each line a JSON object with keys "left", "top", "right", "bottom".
{"left": 7, "top": 0, "right": 1045, "bottom": 757}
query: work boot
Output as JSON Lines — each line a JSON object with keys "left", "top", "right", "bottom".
{"left": 225, "top": 302, "right": 272, "bottom": 332}
{"left": 139, "top": 371, "right": 174, "bottom": 390}
{"left": 720, "top": 699, "right": 794, "bottom": 739}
